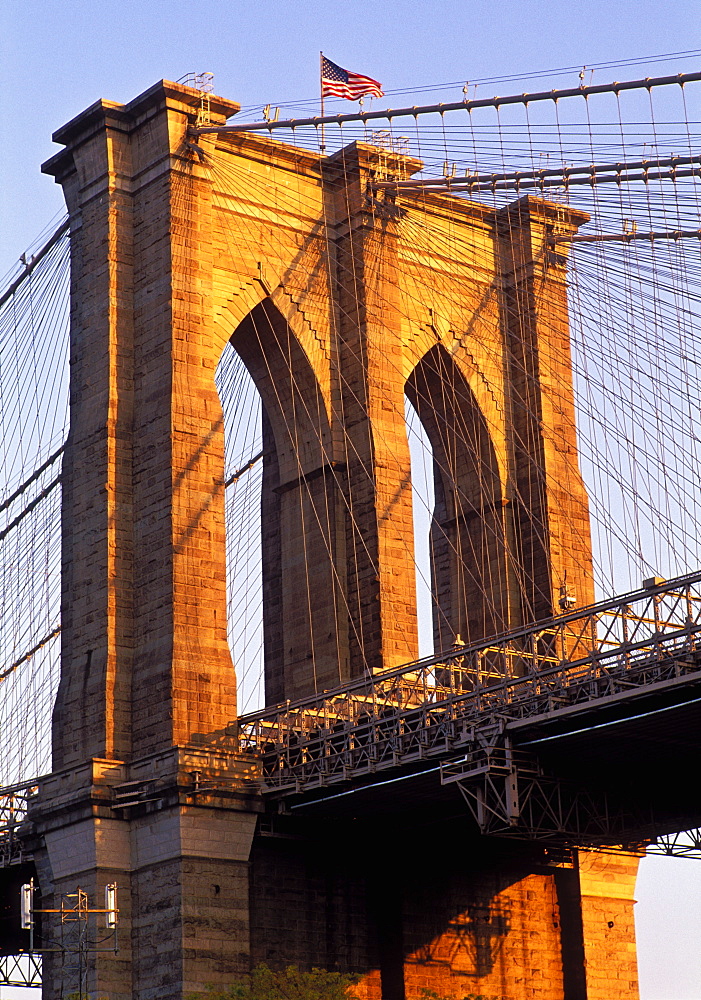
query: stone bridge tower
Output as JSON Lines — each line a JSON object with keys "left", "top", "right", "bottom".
{"left": 30, "top": 80, "right": 638, "bottom": 1000}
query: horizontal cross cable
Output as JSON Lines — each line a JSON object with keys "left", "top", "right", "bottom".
{"left": 0, "top": 474, "right": 61, "bottom": 544}
{"left": 0, "top": 625, "right": 61, "bottom": 682}
{"left": 0, "top": 218, "right": 70, "bottom": 311}
{"left": 382, "top": 166, "right": 701, "bottom": 195}
{"left": 0, "top": 446, "right": 64, "bottom": 514}
{"left": 551, "top": 228, "right": 701, "bottom": 244}
{"left": 192, "top": 70, "right": 701, "bottom": 134}
{"left": 224, "top": 450, "right": 263, "bottom": 487}
{"left": 373, "top": 152, "right": 701, "bottom": 189}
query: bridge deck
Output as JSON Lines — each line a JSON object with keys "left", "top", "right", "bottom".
{"left": 236, "top": 572, "right": 701, "bottom": 801}
{"left": 3, "top": 573, "right": 701, "bottom": 860}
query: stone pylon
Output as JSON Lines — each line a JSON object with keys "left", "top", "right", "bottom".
{"left": 29, "top": 79, "right": 637, "bottom": 1000}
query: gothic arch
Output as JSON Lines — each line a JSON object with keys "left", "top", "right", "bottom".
{"left": 219, "top": 298, "right": 344, "bottom": 705}
{"left": 406, "top": 343, "right": 515, "bottom": 650}
{"left": 229, "top": 298, "right": 333, "bottom": 483}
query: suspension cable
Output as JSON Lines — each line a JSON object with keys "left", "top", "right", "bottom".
{"left": 193, "top": 71, "right": 701, "bottom": 135}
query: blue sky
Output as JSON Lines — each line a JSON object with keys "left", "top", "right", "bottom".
{"left": 3, "top": 0, "right": 701, "bottom": 276}
{"left": 1, "top": 1, "right": 701, "bottom": 998}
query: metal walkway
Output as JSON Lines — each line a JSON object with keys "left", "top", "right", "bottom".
{"left": 237, "top": 572, "right": 701, "bottom": 796}
{"left": 3, "top": 572, "right": 701, "bottom": 868}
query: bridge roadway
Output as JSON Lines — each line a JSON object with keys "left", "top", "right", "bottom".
{"left": 2, "top": 573, "right": 701, "bottom": 987}
{"left": 3, "top": 572, "right": 701, "bottom": 865}
{"left": 236, "top": 571, "right": 701, "bottom": 846}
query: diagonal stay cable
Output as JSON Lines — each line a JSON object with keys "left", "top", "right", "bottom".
{"left": 0, "top": 219, "right": 70, "bottom": 311}
{"left": 0, "top": 474, "right": 61, "bottom": 544}
{"left": 0, "top": 626, "right": 61, "bottom": 682}
{"left": 0, "top": 446, "right": 64, "bottom": 514}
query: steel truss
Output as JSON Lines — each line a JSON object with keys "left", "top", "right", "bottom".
{"left": 441, "top": 747, "right": 653, "bottom": 844}
{"left": 440, "top": 748, "right": 701, "bottom": 857}
{"left": 647, "top": 829, "right": 701, "bottom": 858}
{"left": 237, "top": 571, "right": 701, "bottom": 794}
{"left": 0, "top": 953, "right": 41, "bottom": 988}
{"left": 4, "top": 574, "right": 701, "bottom": 863}
{"left": 0, "top": 780, "right": 38, "bottom": 868}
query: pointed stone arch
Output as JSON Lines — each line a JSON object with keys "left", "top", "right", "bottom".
{"left": 38, "top": 81, "right": 607, "bottom": 999}
{"left": 406, "top": 343, "right": 515, "bottom": 649}
{"left": 220, "top": 298, "right": 348, "bottom": 704}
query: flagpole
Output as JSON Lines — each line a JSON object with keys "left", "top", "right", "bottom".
{"left": 319, "top": 51, "right": 326, "bottom": 154}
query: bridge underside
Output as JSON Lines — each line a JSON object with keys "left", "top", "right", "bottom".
{"left": 518, "top": 676, "right": 701, "bottom": 814}
{"left": 249, "top": 809, "right": 638, "bottom": 1000}
{"left": 242, "top": 642, "right": 700, "bottom": 1000}
{"left": 259, "top": 654, "right": 701, "bottom": 838}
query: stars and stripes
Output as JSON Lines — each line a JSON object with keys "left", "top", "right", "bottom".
{"left": 321, "top": 56, "right": 383, "bottom": 101}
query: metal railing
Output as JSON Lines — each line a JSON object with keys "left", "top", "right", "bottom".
{"left": 3, "top": 573, "right": 701, "bottom": 849}
{"left": 0, "top": 779, "right": 39, "bottom": 867}
{"left": 0, "top": 954, "right": 41, "bottom": 988}
{"left": 238, "top": 572, "right": 701, "bottom": 792}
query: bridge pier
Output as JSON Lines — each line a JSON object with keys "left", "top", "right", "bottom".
{"left": 26, "top": 77, "right": 640, "bottom": 998}
{"left": 30, "top": 751, "right": 261, "bottom": 1000}
{"left": 578, "top": 852, "right": 640, "bottom": 999}
{"left": 35, "top": 79, "right": 261, "bottom": 1000}
{"left": 249, "top": 813, "right": 640, "bottom": 1000}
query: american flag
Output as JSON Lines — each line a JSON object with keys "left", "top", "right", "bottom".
{"left": 321, "top": 56, "right": 383, "bottom": 101}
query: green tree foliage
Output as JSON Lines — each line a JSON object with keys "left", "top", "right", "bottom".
{"left": 185, "top": 963, "right": 360, "bottom": 1000}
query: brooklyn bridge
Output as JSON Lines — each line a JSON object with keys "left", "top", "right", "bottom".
{"left": 1, "top": 68, "right": 701, "bottom": 998}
